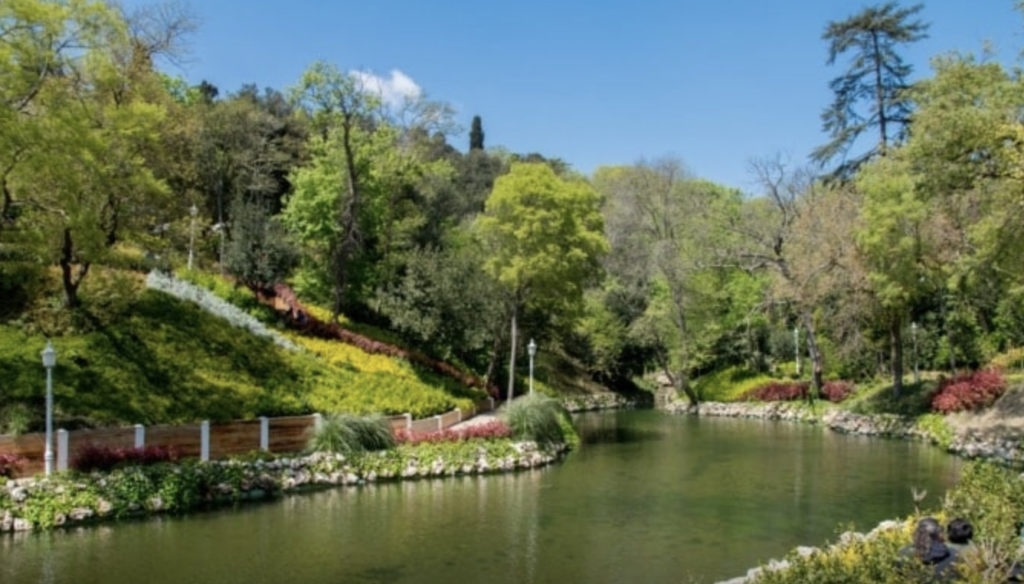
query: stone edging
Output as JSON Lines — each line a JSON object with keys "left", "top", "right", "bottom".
{"left": 1, "top": 441, "right": 566, "bottom": 533}
{"left": 665, "top": 400, "right": 1024, "bottom": 466}
{"left": 562, "top": 392, "right": 652, "bottom": 413}
{"left": 714, "top": 519, "right": 906, "bottom": 584}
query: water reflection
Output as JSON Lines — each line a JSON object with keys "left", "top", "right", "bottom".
{"left": 1, "top": 410, "right": 959, "bottom": 584}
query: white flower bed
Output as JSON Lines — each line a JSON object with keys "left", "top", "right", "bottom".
{"left": 145, "top": 270, "right": 299, "bottom": 352}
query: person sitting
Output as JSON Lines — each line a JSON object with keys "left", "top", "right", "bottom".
{"left": 898, "top": 517, "right": 960, "bottom": 582}
{"left": 946, "top": 518, "right": 974, "bottom": 554}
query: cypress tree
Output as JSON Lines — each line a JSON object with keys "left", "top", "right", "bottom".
{"left": 469, "top": 115, "right": 484, "bottom": 150}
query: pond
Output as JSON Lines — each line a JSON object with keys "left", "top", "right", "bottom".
{"left": 1, "top": 409, "right": 960, "bottom": 584}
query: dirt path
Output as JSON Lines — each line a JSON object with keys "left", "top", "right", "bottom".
{"left": 948, "top": 386, "right": 1024, "bottom": 437}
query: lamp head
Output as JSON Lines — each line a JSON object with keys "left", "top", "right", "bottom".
{"left": 41, "top": 340, "right": 56, "bottom": 368}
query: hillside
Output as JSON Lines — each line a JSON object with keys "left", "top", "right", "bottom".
{"left": 0, "top": 267, "right": 492, "bottom": 434}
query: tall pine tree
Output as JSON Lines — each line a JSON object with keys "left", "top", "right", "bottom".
{"left": 813, "top": 2, "right": 928, "bottom": 177}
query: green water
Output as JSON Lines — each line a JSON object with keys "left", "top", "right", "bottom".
{"left": 1, "top": 410, "right": 959, "bottom": 583}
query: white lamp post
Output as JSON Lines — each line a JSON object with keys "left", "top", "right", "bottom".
{"left": 187, "top": 204, "right": 198, "bottom": 270}
{"left": 41, "top": 341, "right": 56, "bottom": 476}
{"left": 527, "top": 338, "right": 537, "bottom": 395}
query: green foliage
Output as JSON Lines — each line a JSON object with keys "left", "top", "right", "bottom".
{"left": 309, "top": 414, "right": 396, "bottom": 455}
{"left": 942, "top": 462, "right": 1024, "bottom": 577}
{"left": 990, "top": 347, "right": 1024, "bottom": 372}
{"left": 476, "top": 162, "right": 608, "bottom": 317}
{"left": 693, "top": 367, "right": 776, "bottom": 402}
{"left": 501, "top": 393, "right": 576, "bottom": 446}
{"left": 813, "top": 2, "right": 928, "bottom": 176}
{"left": 914, "top": 413, "right": 954, "bottom": 449}
{"left": 224, "top": 199, "right": 298, "bottom": 293}
{"left": 751, "top": 522, "right": 932, "bottom": 584}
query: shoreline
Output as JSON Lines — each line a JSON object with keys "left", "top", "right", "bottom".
{"left": 0, "top": 439, "right": 568, "bottom": 534}
{"left": 664, "top": 399, "right": 1024, "bottom": 467}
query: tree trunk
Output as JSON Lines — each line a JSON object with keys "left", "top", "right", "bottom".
{"left": 801, "top": 310, "right": 824, "bottom": 401}
{"left": 484, "top": 334, "right": 503, "bottom": 393}
{"left": 871, "top": 30, "right": 888, "bottom": 155}
{"left": 59, "top": 228, "right": 89, "bottom": 308}
{"left": 507, "top": 308, "right": 517, "bottom": 403}
{"left": 332, "top": 113, "right": 362, "bottom": 320}
{"left": 890, "top": 315, "right": 904, "bottom": 397}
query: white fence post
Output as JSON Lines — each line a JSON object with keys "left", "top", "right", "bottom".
{"left": 57, "top": 429, "right": 69, "bottom": 472}
{"left": 435, "top": 415, "right": 443, "bottom": 431}
{"left": 200, "top": 420, "right": 210, "bottom": 462}
{"left": 312, "top": 413, "right": 323, "bottom": 433}
{"left": 457, "top": 408, "right": 463, "bottom": 422}
{"left": 259, "top": 416, "right": 269, "bottom": 451}
{"left": 134, "top": 424, "right": 145, "bottom": 449}
{"left": 404, "top": 413, "right": 412, "bottom": 430}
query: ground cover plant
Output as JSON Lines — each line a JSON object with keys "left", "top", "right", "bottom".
{"left": 0, "top": 268, "right": 485, "bottom": 431}
{"left": 71, "top": 445, "right": 182, "bottom": 473}
{"left": 394, "top": 420, "right": 511, "bottom": 444}
{"left": 750, "top": 462, "right": 1024, "bottom": 583}
{"left": 930, "top": 369, "right": 1006, "bottom": 414}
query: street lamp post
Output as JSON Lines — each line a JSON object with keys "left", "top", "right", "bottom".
{"left": 187, "top": 204, "right": 198, "bottom": 270}
{"left": 41, "top": 341, "right": 56, "bottom": 476}
{"left": 527, "top": 339, "right": 537, "bottom": 395}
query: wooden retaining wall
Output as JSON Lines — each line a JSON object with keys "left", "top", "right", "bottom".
{"left": 0, "top": 397, "right": 497, "bottom": 478}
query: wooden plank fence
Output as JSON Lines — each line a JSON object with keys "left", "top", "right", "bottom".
{"left": 0, "top": 397, "right": 497, "bottom": 478}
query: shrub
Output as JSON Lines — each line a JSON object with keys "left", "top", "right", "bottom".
{"left": 72, "top": 445, "right": 181, "bottom": 473}
{"left": 394, "top": 420, "right": 511, "bottom": 444}
{"left": 821, "top": 381, "right": 855, "bottom": 403}
{"left": 742, "top": 381, "right": 808, "bottom": 402}
{"left": 930, "top": 369, "right": 1006, "bottom": 414}
{"left": 990, "top": 346, "right": 1024, "bottom": 371}
{"left": 0, "top": 453, "right": 25, "bottom": 478}
{"left": 309, "top": 414, "right": 396, "bottom": 455}
{"left": 501, "top": 394, "right": 574, "bottom": 446}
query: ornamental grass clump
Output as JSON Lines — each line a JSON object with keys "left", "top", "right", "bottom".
{"left": 309, "top": 413, "right": 396, "bottom": 455}
{"left": 501, "top": 394, "right": 574, "bottom": 446}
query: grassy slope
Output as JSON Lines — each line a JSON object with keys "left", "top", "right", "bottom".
{"left": 0, "top": 269, "right": 484, "bottom": 431}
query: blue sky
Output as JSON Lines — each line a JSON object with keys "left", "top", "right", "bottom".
{"left": 138, "top": 0, "right": 1022, "bottom": 192}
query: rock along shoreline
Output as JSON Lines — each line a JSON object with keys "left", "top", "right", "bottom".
{"left": 663, "top": 399, "right": 1024, "bottom": 583}
{"left": 0, "top": 440, "right": 567, "bottom": 534}
{"left": 665, "top": 400, "right": 1024, "bottom": 466}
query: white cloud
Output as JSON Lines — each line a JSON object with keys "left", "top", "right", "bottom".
{"left": 350, "top": 69, "right": 422, "bottom": 108}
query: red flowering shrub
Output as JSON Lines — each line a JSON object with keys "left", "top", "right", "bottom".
{"left": 821, "top": 381, "right": 855, "bottom": 403}
{"left": 931, "top": 369, "right": 1007, "bottom": 414}
{"left": 0, "top": 453, "right": 25, "bottom": 478}
{"left": 741, "top": 381, "right": 808, "bottom": 402}
{"left": 394, "top": 420, "right": 511, "bottom": 445}
{"left": 72, "top": 445, "right": 181, "bottom": 473}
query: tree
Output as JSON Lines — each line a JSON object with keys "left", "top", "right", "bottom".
{"left": 594, "top": 160, "right": 744, "bottom": 407}
{"left": 288, "top": 61, "right": 381, "bottom": 318}
{"left": 1, "top": 0, "right": 171, "bottom": 307}
{"left": 224, "top": 198, "right": 297, "bottom": 294}
{"left": 469, "top": 115, "right": 484, "bottom": 150}
{"left": 475, "top": 162, "right": 608, "bottom": 396}
{"left": 813, "top": 2, "right": 928, "bottom": 177}
{"left": 855, "top": 154, "right": 939, "bottom": 396}
{"left": 730, "top": 158, "right": 859, "bottom": 398}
